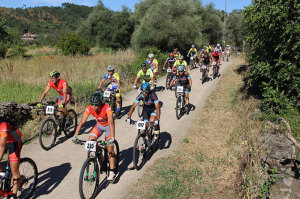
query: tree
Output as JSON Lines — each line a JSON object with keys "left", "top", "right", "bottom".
{"left": 58, "top": 32, "right": 90, "bottom": 55}
{"left": 226, "top": 9, "right": 244, "bottom": 48}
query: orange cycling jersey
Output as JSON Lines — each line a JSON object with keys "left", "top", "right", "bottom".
{"left": 47, "top": 79, "right": 72, "bottom": 96}
{"left": 84, "top": 104, "right": 113, "bottom": 126}
{"left": 0, "top": 122, "right": 23, "bottom": 143}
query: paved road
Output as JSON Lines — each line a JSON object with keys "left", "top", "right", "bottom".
{"left": 22, "top": 58, "right": 234, "bottom": 198}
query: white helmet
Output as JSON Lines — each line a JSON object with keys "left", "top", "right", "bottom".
{"left": 217, "top": 44, "right": 220, "bottom": 47}
{"left": 192, "top": 44, "right": 195, "bottom": 48}
{"left": 107, "top": 65, "right": 115, "bottom": 71}
{"left": 148, "top": 53, "right": 154, "bottom": 58}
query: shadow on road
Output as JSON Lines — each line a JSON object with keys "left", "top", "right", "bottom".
{"left": 32, "top": 163, "right": 71, "bottom": 199}
{"left": 156, "top": 86, "right": 165, "bottom": 92}
{"left": 115, "top": 105, "right": 132, "bottom": 120}
{"left": 159, "top": 131, "right": 172, "bottom": 150}
{"left": 188, "top": 103, "right": 196, "bottom": 112}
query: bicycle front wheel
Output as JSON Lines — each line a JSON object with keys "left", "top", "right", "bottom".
{"left": 16, "top": 158, "right": 38, "bottom": 199}
{"left": 176, "top": 96, "right": 182, "bottom": 120}
{"left": 137, "top": 100, "right": 143, "bottom": 118}
{"left": 79, "top": 158, "right": 99, "bottom": 199}
{"left": 39, "top": 118, "right": 57, "bottom": 151}
{"left": 133, "top": 132, "right": 148, "bottom": 170}
{"left": 64, "top": 109, "right": 77, "bottom": 138}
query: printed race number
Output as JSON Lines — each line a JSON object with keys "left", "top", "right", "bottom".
{"left": 46, "top": 106, "right": 54, "bottom": 115}
{"left": 85, "top": 141, "right": 97, "bottom": 152}
{"left": 104, "top": 91, "right": 111, "bottom": 98}
{"left": 202, "top": 65, "right": 206, "bottom": 70}
{"left": 136, "top": 121, "right": 146, "bottom": 130}
{"left": 167, "top": 69, "right": 172, "bottom": 73}
{"left": 177, "top": 86, "right": 184, "bottom": 93}
{"left": 212, "top": 62, "right": 217, "bottom": 66}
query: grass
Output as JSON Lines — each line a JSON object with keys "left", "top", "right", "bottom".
{"left": 125, "top": 55, "right": 264, "bottom": 199}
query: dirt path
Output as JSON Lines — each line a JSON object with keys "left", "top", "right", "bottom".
{"left": 22, "top": 58, "right": 234, "bottom": 198}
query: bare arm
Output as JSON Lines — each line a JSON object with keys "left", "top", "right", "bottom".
{"left": 133, "top": 76, "right": 140, "bottom": 87}
{"left": 74, "top": 113, "right": 89, "bottom": 137}
{"left": 98, "top": 79, "right": 105, "bottom": 89}
{"left": 189, "top": 78, "right": 192, "bottom": 87}
{"left": 0, "top": 137, "right": 7, "bottom": 163}
{"left": 155, "top": 103, "right": 161, "bottom": 120}
{"left": 62, "top": 86, "right": 67, "bottom": 104}
{"left": 151, "top": 77, "right": 154, "bottom": 87}
{"left": 127, "top": 102, "right": 138, "bottom": 118}
{"left": 107, "top": 113, "right": 115, "bottom": 138}
{"left": 39, "top": 86, "right": 51, "bottom": 102}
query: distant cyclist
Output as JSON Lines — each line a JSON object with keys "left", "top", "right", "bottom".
{"left": 200, "top": 51, "right": 212, "bottom": 75}
{"left": 163, "top": 53, "right": 177, "bottom": 71}
{"left": 127, "top": 82, "right": 161, "bottom": 140}
{"left": 172, "top": 48, "right": 181, "bottom": 60}
{"left": 145, "top": 54, "right": 159, "bottom": 85}
{"left": 98, "top": 66, "right": 121, "bottom": 117}
{"left": 133, "top": 63, "right": 155, "bottom": 90}
{"left": 170, "top": 65, "right": 192, "bottom": 113}
{"left": 172, "top": 56, "right": 188, "bottom": 72}
{"left": 0, "top": 119, "right": 22, "bottom": 199}
{"left": 72, "top": 92, "right": 116, "bottom": 181}
{"left": 211, "top": 49, "right": 221, "bottom": 76}
{"left": 187, "top": 44, "right": 198, "bottom": 66}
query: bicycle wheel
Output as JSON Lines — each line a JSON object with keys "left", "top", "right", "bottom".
{"left": 149, "top": 128, "right": 159, "bottom": 153}
{"left": 39, "top": 118, "right": 57, "bottom": 151}
{"left": 79, "top": 158, "right": 99, "bottom": 199}
{"left": 112, "top": 140, "right": 120, "bottom": 173}
{"left": 213, "top": 66, "right": 217, "bottom": 79}
{"left": 176, "top": 96, "right": 182, "bottom": 120}
{"left": 16, "top": 158, "right": 38, "bottom": 199}
{"left": 202, "top": 71, "right": 206, "bottom": 84}
{"left": 165, "top": 75, "right": 170, "bottom": 90}
{"left": 64, "top": 109, "right": 77, "bottom": 138}
{"left": 133, "top": 131, "right": 148, "bottom": 170}
{"left": 137, "top": 100, "right": 143, "bottom": 118}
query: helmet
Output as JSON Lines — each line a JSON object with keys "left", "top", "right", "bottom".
{"left": 178, "top": 55, "right": 184, "bottom": 60}
{"left": 141, "top": 63, "right": 147, "bottom": 68}
{"left": 192, "top": 44, "right": 195, "bottom": 48}
{"left": 227, "top": 45, "right": 229, "bottom": 47}
{"left": 178, "top": 65, "right": 185, "bottom": 72}
{"left": 217, "top": 44, "right": 220, "bottom": 47}
{"left": 90, "top": 92, "right": 104, "bottom": 105}
{"left": 201, "top": 49, "right": 204, "bottom": 52}
{"left": 141, "top": 82, "right": 151, "bottom": 93}
{"left": 107, "top": 65, "right": 114, "bottom": 71}
{"left": 148, "top": 54, "right": 154, "bottom": 59}
{"left": 49, "top": 71, "right": 60, "bottom": 78}
{"left": 169, "top": 53, "right": 174, "bottom": 57}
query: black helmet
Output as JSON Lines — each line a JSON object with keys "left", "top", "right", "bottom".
{"left": 141, "top": 63, "right": 147, "bottom": 68}
{"left": 90, "top": 92, "right": 104, "bottom": 105}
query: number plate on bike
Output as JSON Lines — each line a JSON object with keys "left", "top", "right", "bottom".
{"left": 46, "top": 106, "right": 54, "bottom": 115}
{"left": 190, "top": 57, "right": 194, "bottom": 60}
{"left": 136, "top": 121, "right": 146, "bottom": 130}
{"left": 167, "top": 69, "right": 172, "bottom": 73}
{"left": 85, "top": 141, "right": 97, "bottom": 152}
{"left": 212, "top": 62, "right": 217, "bottom": 65}
{"left": 202, "top": 65, "right": 206, "bottom": 70}
{"left": 177, "top": 86, "right": 184, "bottom": 93}
{"left": 104, "top": 91, "right": 111, "bottom": 98}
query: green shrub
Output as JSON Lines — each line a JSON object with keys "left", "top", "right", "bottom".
{"left": 58, "top": 32, "right": 90, "bottom": 55}
{"left": 6, "top": 45, "right": 27, "bottom": 58}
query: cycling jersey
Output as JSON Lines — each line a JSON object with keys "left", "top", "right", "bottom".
{"left": 173, "top": 73, "right": 191, "bottom": 85}
{"left": 137, "top": 69, "right": 154, "bottom": 83}
{"left": 189, "top": 48, "right": 197, "bottom": 56}
{"left": 84, "top": 104, "right": 113, "bottom": 126}
{"left": 47, "top": 79, "right": 72, "bottom": 96}
{"left": 173, "top": 60, "right": 187, "bottom": 68}
{"left": 173, "top": 51, "right": 181, "bottom": 59}
{"left": 211, "top": 52, "right": 220, "bottom": 61}
{"left": 165, "top": 57, "right": 177, "bottom": 68}
{"left": 0, "top": 122, "right": 22, "bottom": 162}
{"left": 203, "top": 55, "right": 211, "bottom": 65}
{"left": 146, "top": 59, "right": 158, "bottom": 72}
{"left": 207, "top": 46, "right": 213, "bottom": 53}
{"left": 103, "top": 72, "right": 120, "bottom": 87}
{"left": 135, "top": 92, "right": 159, "bottom": 121}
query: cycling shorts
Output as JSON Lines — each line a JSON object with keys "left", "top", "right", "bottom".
{"left": 142, "top": 108, "right": 157, "bottom": 122}
{"left": 90, "top": 123, "right": 111, "bottom": 141}
{"left": 107, "top": 84, "right": 121, "bottom": 98}
{"left": 178, "top": 84, "right": 190, "bottom": 94}
{"left": 150, "top": 68, "right": 158, "bottom": 74}
{"left": 6, "top": 141, "right": 22, "bottom": 162}
{"left": 58, "top": 94, "right": 72, "bottom": 106}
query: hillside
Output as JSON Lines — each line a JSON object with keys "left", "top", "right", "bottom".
{"left": 0, "top": 3, "right": 93, "bottom": 44}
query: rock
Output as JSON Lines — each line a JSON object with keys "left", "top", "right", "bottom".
{"left": 270, "top": 177, "right": 300, "bottom": 199}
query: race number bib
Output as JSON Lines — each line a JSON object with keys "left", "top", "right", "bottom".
{"left": 136, "top": 121, "right": 146, "bottom": 130}
{"left": 167, "top": 69, "right": 172, "bottom": 73}
{"left": 212, "top": 62, "right": 217, "bottom": 66}
{"left": 177, "top": 86, "right": 184, "bottom": 93}
{"left": 46, "top": 106, "right": 54, "bottom": 115}
{"left": 85, "top": 141, "right": 97, "bottom": 152}
{"left": 104, "top": 91, "right": 111, "bottom": 98}
{"left": 202, "top": 65, "right": 206, "bottom": 70}
{"left": 190, "top": 57, "right": 194, "bottom": 60}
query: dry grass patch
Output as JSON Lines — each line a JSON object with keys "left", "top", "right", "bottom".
{"left": 125, "top": 56, "right": 262, "bottom": 199}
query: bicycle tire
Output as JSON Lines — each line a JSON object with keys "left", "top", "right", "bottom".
{"left": 133, "top": 132, "right": 148, "bottom": 170}
{"left": 137, "top": 100, "right": 143, "bottom": 118}
{"left": 176, "top": 96, "right": 182, "bottom": 120}
{"left": 112, "top": 140, "right": 120, "bottom": 173}
{"left": 64, "top": 109, "right": 77, "bottom": 138}
{"left": 79, "top": 157, "right": 99, "bottom": 199}
{"left": 39, "top": 118, "right": 57, "bottom": 151}
{"left": 202, "top": 71, "right": 206, "bottom": 84}
{"left": 165, "top": 74, "right": 171, "bottom": 90}
{"left": 149, "top": 127, "right": 159, "bottom": 153}
{"left": 213, "top": 66, "right": 217, "bottom": 79}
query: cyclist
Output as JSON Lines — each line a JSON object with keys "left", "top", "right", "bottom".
{"left": 216, "top": 44, "right": 222, "bottom": 62}
{"left": 72, "top": 92, "right": 116, "bottom": 181}
{"left": 98, "top": 66, "right": 121, "bottom": 117}
{"left": 163, "top": 53, "right": 176, "bottom": 71}
{"left": 37, "top": 71, "right": 72, "bottom": 117}
{"left": 133, "top": 63, "right": 155, "bottom": 90}
{"left": 211, "top": 49, "right": 221, "bottom": 77}
{"left": 126, "top": 82, "right": 161, "bottom": 140}
{"left": 0, "top": 119, "right": 22, "bottom": 199}
{"left": 170, "top": 65, "right": 192, "bottom": 113}
{"left": 207, "top": 43, "right": 213, "bottom": 54}
{"left": 225, "top": 45, "right": 230, "bottom": 60}
{"left": 200, "top": 51, "right": 212, "bottom": 75}
{"left": 187, "top": 44, "right": 198, "bottom": 66}
{"left": 172, "top": 56, "right": 188, "bottom": 72}
{"left": 172, "top": 48, "right": 181, "bottom": 60}
{"left": 145, "top": 54, "right": 159, "bottom": 85}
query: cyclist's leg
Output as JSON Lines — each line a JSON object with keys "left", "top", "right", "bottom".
{"left": 150, "top": 111, "right": 160, "bottom": 137}
{"left": 57, "top": 95, "right": 71, "bottom": 117}
{"left": 184, "top": 86, "right": 190, "bottom": 105}
{"left": 113, "top": 86, "right": 121, "bottom": 111}
{"left": 8, "top": 141, "right": 22, "bottom": 195}
{"left": 88, "top": 123, "right": 102, "bottom": 141}
{"left": 102, "top": 125, "right": 116, "bottom": 171}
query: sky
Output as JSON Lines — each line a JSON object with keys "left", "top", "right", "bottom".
{"left": 0, "top": 0, "right": 251, "bottom": 13}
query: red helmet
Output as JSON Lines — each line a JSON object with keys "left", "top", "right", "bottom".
{"left": 169, "top": 53, "right": 174, "bottom": 57}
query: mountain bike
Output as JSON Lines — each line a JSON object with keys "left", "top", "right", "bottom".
{"left": 188, "top": 55, "right": 196, "bottom": 70}
{"left": 212, "top": 62, "right": 218, "bottom": 79}
{"left": 0, "top": 155, "right": 38, "bottom": 199}
{"left": 78, "top": 139, "right": 120, "bottom": 199}
{"left": 100, "top": 89, "right": 123, "bottom": 118}
{"left": 201, "top": 64, "right": 208, "bottom": 84}
{"left": 175, "top": 85, "right": 186, "bottom": 120}
{"left": 132, "top": 121, "right": 159, "bottom": 170}
{"left": 165, "top": 68, "right": 174, "bottom": 90}
{"left": 38, "top": 105, "right": 77, "bottom": 150}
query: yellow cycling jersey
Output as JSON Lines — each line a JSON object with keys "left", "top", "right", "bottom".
{"left": 174, "top": 60, "right": 187, "bottom": 67}
{"left": 137, "top": 69, "right": 154, "bottom": 83}
{"left": 103, "top": 72, "right": 120, "bottom": 86}
{"left": 189, "top": 48, "right": 197, "bottom": 55}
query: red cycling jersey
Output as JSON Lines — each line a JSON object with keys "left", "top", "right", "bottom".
{"left": 47, "top": 79, "right": 72, "bottom": 96}
{"left": 0, "top": 122, "right": 22, "bottom": 143}
{"left": 211, "top": 52, "right": 221, "bottom": 62}
{"left": 83, "top": 104, "right": 113, "bottom": 126}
